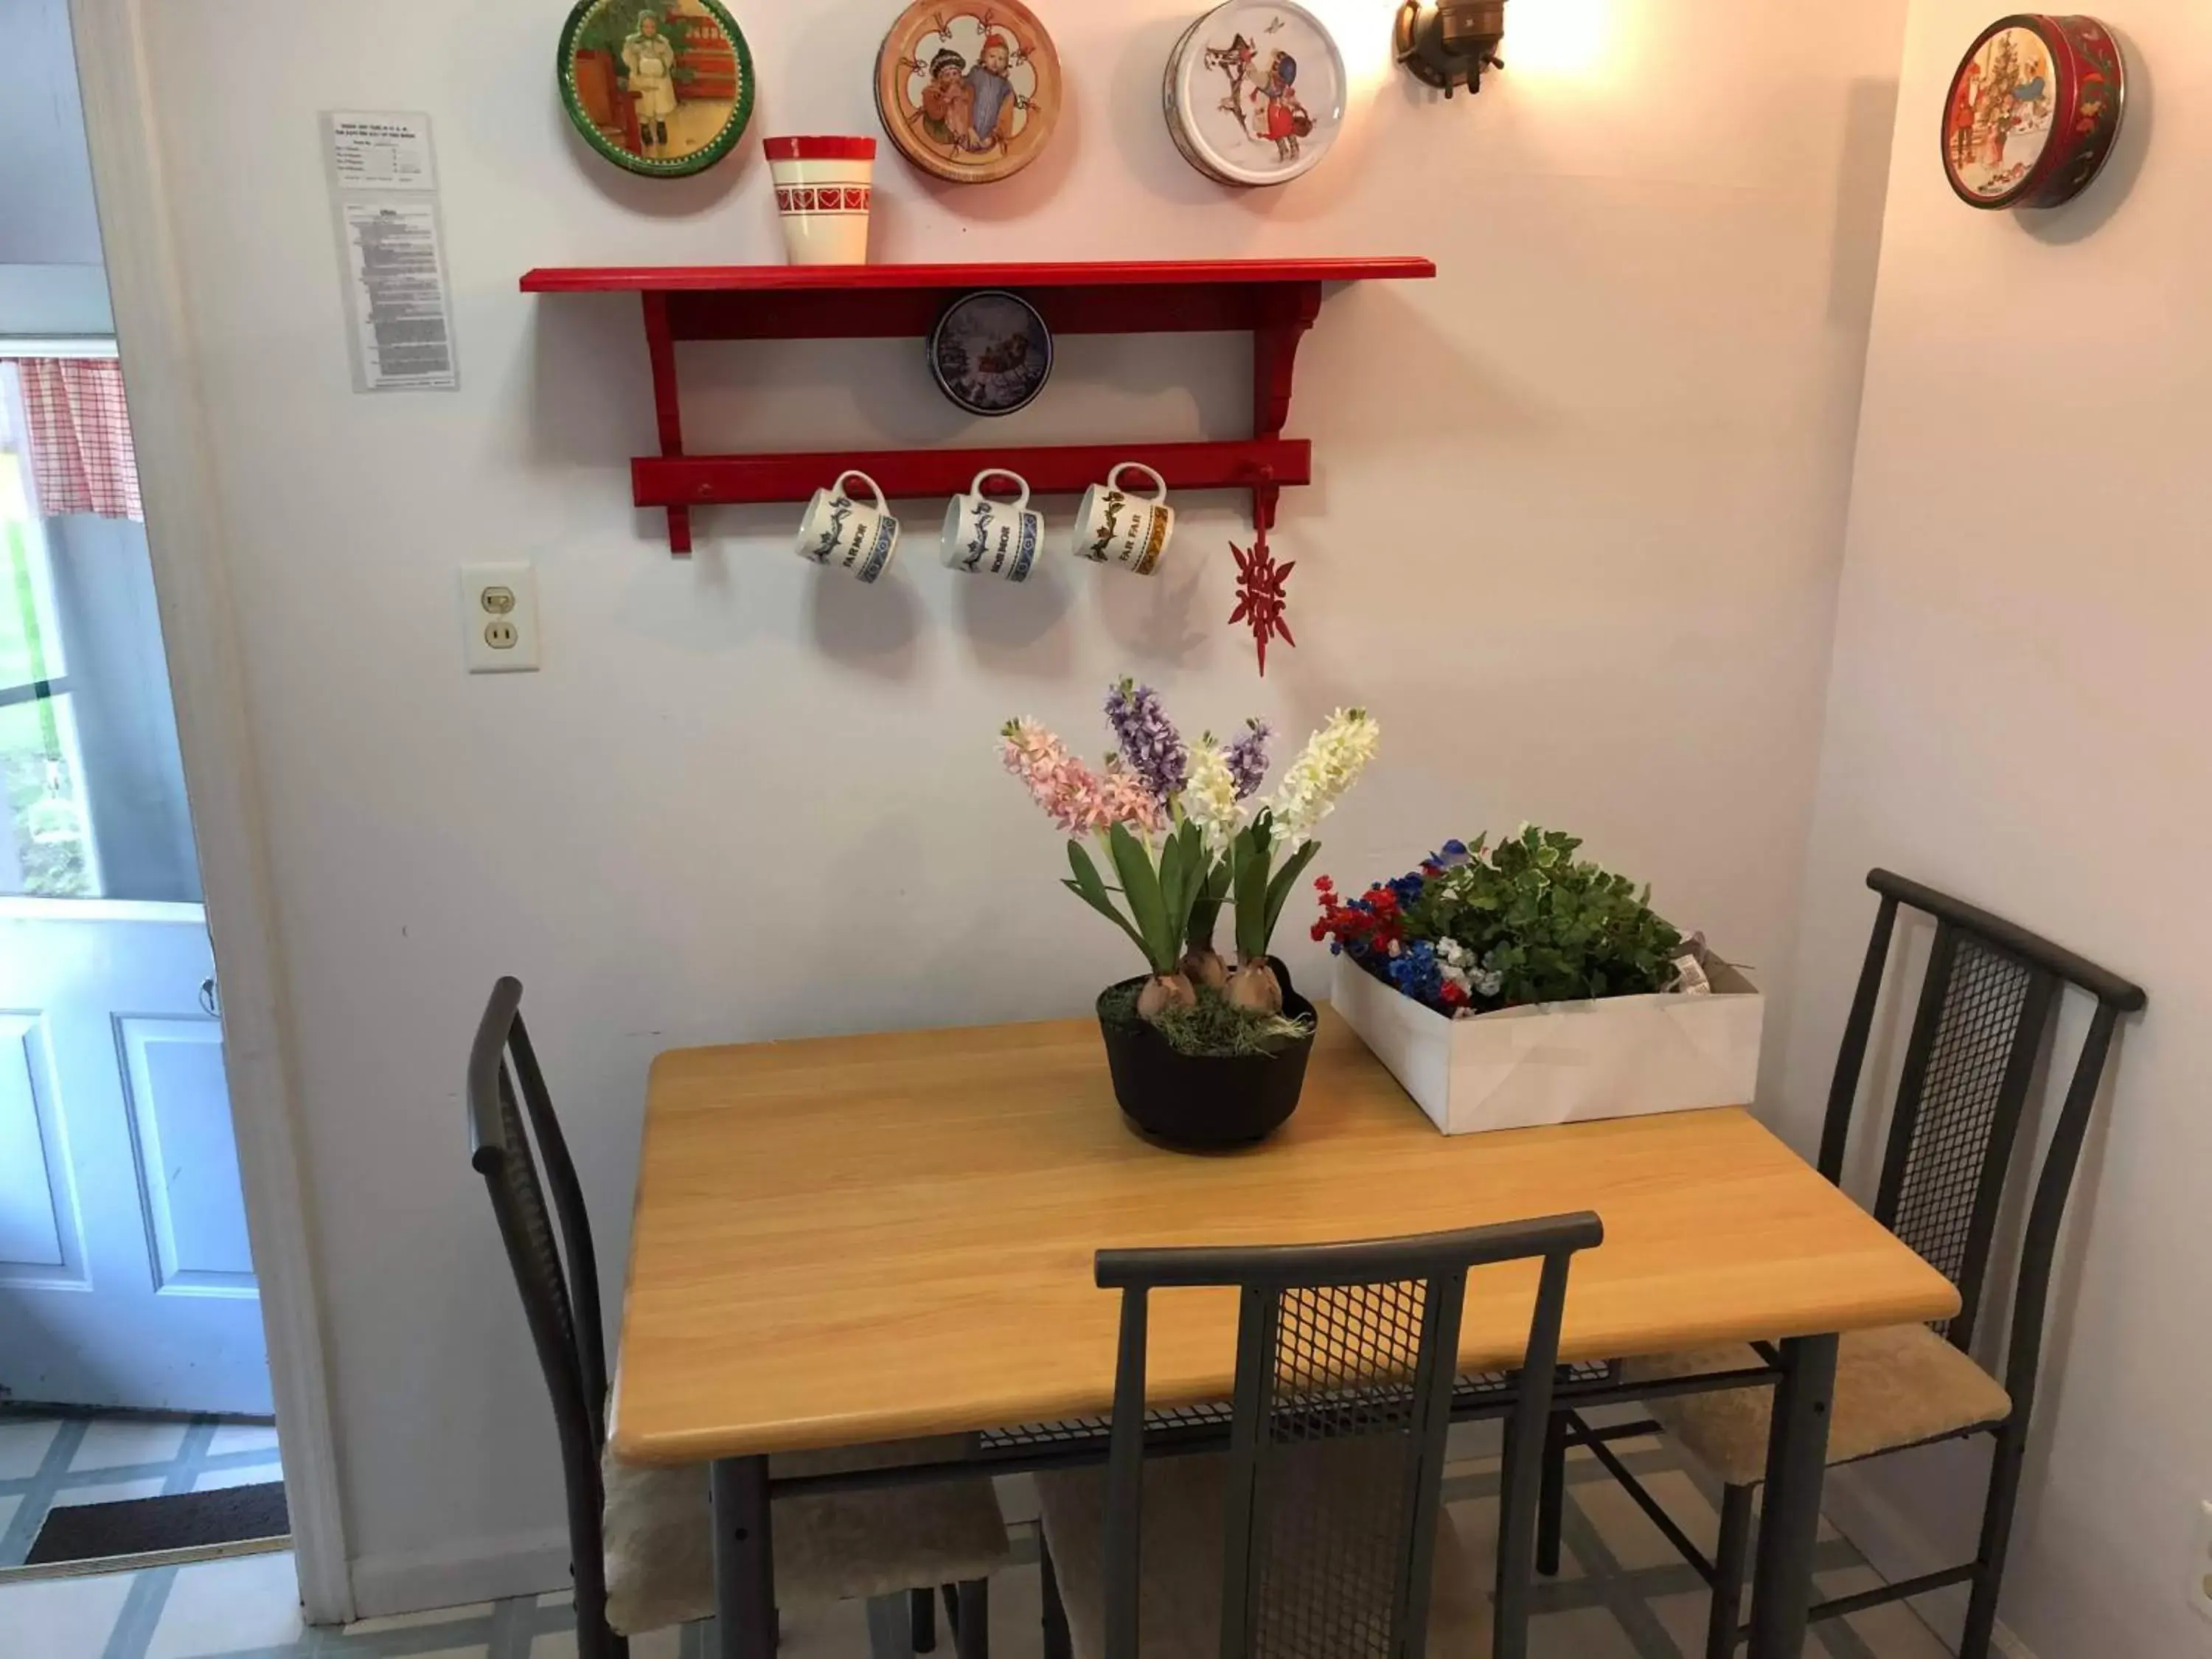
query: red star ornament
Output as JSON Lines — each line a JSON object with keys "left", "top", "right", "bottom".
{"left": 1228, "top": 528, "right": 1296, "bottom": 676}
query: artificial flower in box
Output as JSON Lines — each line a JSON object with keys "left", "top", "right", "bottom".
{"left": 1314, "top": 827, "right": 1763, "bottom": 1135}
{"left": 999, "top": 683, "right": 1380, "bottom": 1149}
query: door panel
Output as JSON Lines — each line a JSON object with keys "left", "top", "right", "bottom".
{"left": 0, "top": 1012, "right": 77, "bottom": 1276}
{"left": 0, "top": 906, "right": 269, "bottom": 1413}
{"left": 118, "top": 1016, "right": 254, "bottom": 1290}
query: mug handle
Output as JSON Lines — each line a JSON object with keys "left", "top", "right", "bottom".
{"left": 836, "top": 470, "right": 886, "bottom": 511}
{"left": 971, "top": 469, "right": 1032, "bottom": 511}
{"left": 1108, "top": 462, "right": 1168, "bottom": 504}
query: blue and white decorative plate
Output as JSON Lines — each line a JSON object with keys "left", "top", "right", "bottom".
{"left": 928, "top": 290, "right": 1053, "bottom": 417}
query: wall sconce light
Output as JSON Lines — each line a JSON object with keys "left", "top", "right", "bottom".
{"left": 1395, "top": 0, "right": 1506, "bottom": 97}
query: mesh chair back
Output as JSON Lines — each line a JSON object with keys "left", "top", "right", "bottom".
{"left": 1094, "top": 1213, "right": 1604, "bottom": 1659}
{"left": 467, "top": 977, "right": 620, "bottom": 1654}
{"left": 1817, "top": 872, "right": 2143, "bottom": 1368}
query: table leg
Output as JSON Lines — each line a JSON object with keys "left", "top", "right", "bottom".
{"left": 1746, "top": 1333, "right": 1839, "bottom": 1659}
{"left": 711, "top": 1455, "right": 776, "bottom": 1659}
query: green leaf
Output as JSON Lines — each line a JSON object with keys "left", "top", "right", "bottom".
{"left": 1062, "top": 845, "right": 1150, "bottom": 960}
{"left": 1107, "top": 823, "right": 1172, "bottom": 972}
{"left": 1065, "top": 843, "right": 1148, "bottom": 959}
{"left": 1263, "top": 840, "right": 1323, "bottom": 945}
{"left": 1233, "top": 827, "right": 1273, "bottom": 961}
{"left": 1162, "top": 822, "right": 1206, "bottom": 939}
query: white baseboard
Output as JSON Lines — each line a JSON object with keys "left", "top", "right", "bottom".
{"left": 347, "top": 1528, "right": 572, "bottom": 1621}
{"left": 1822, "top": 1464, "right": 2039, "bottom": 1659}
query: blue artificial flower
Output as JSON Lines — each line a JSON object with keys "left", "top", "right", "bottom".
{"left": 1385, "top": 939, "right": 1445, "bottom": 1008}
{"left": 1441, "top": 838, "right": 1470, "bottom": 860}
{"left": 1386, "top": 872, "right": 1427, "bottom": 908}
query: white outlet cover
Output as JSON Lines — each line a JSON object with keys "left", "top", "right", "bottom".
{"left": 460, "top": 563, "right": 540, "bottom": 674}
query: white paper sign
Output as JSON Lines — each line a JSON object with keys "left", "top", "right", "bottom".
{"left": 338, "top": 201, "right": 458, "bottom": 392}
{"left": 327, "top": 112, "right": 437, "bottom": 192}
{"left": 324, "top": 111, "right": 458, "bottom": 392}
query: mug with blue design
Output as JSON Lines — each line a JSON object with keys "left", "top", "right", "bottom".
{"left": 797, "top": 470, "right": 900, "bottom": 584}
{"left": 941, "top": 470, "right": 1043, "bottom": 583}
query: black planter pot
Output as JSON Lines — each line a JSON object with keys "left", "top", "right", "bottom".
{"left": 1095, "top": 958, "right": 1316, "bottom": 1151}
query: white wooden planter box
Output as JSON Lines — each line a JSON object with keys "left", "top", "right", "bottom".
{"left": 1331, "top": 952, "right": 1764, "bottom": 1135}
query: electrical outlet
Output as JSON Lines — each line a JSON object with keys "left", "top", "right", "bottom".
{"left": 2194, "top": 1500, "right": 2212, "bottom": 1624}
{"left": 460, "top": 563, "right": 540, "bottom": 673}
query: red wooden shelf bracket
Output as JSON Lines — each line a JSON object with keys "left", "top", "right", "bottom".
{"left": 521, "top": 260, "right": 1436, "bottom": 557}
{"left": 1252, "top": 283, "right": 1324, "bottom": 538}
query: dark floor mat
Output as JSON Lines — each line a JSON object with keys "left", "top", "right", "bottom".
{"left": 25, "top": 1482, "right": 288, "bottom": 1565}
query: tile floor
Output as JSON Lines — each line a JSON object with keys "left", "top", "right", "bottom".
{"left": 0, "top": 1422, "right": 1955, "bottom": 1659}
{"left": 0, "top": 1413, "right": 286, "bottom": 1571}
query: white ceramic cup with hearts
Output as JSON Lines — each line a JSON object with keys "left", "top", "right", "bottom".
{"left": 1071, "top": 462, "right": 1174, "bottom": 574}
{"left": 796, "top": 470, "right": 900, "bottom": 584}
{"left": 764, "top": 136, "right": 877, "bottom": 265}
{"left": 941, "top": 470, "right": 1044, "bottom": 583}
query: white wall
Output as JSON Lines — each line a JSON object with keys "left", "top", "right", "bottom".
{"left": 0, "top": 0, "right": 111, "bottom": 335}
{"left": 129, "top": 0, "right": 1905, "bottom": 1612}
{"left": 1780, "top": 4, "right": 2208, "bottom": 1656}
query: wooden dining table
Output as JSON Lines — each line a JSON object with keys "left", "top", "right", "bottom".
{"left": 615, "top": 1004, "right": 1958, "bottom": 1659}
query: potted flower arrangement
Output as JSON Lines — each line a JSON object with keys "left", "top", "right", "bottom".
{"left": 1314, "top": 827, "right": 1764, "bottom": 1135}
{"left": 999, "top": 684, "right": 1380, "bottom": 1148}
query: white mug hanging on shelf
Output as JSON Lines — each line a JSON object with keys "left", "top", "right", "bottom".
{"left": 797, "top": 471, "right": 900, "bottom": 583}
{"left": 1072, "top": 462, "right": 1174, "bottom": 574}
{"left": 941, "top": 470, "right": 1044, "bottom": 582}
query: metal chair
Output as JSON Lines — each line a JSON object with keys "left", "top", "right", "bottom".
{"left": 467, "top": 976, "right": 1012, "bottom": 1658}
{"left": 1036, "top": 1212, "right": 1606, "bottom": 1659}
{"left": 1540, "top": 869, "right": 2145, "bottom": 1659}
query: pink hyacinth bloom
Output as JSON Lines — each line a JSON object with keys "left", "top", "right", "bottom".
{"left": 1001, "top": 720, "right": 1107, "bottom": 835}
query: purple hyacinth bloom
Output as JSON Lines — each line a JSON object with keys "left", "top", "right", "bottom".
{"left": 1104, "top": 680, "right": 1189, "bottom": 804}
{"left": 1226, "top": 719, "right": 1272, "bottom": 800}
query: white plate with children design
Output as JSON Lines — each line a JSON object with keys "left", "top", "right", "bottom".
{"left": 1166, "top": 0, "right": 1345, "bottom": 188}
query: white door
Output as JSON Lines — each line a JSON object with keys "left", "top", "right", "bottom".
{"left": 0, "top": 905, "right": 268, "bottom": 1413}
{"left": 0, "top": 360, "right": 270, "bottom": 1413}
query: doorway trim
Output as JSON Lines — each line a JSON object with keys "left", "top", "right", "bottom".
{"left": 65, "top": 0, "right": 352, "bottom": 1624}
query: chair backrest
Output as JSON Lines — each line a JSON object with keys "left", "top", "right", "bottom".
{"left": 466, "top": 976, "right": 616, "bottom": 1640}
{"left": 1817, "top": 871, "right": 2143, "bottom": 1389}
{"left": 1093, "top": 1212, "right": 1604, "bottom": 1659}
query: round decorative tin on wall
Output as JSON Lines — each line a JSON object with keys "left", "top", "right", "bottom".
{"left": 1941, "top": 14, "right": 2124, "bottom": 209}
{"left": 559, "top": 0, "right": 755, "bottom": 178}
{"left": 875, "top": 0, "right": 1063, "bottom": 185}
{"left": 1164, "top": 1, "right": 1346, "bottom": 189}
{"left": 930, "top": 291, "right": 1054, "bottom": 417}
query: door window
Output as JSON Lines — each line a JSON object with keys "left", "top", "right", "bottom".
{"left": 0, "top": 365, "right": 99, "bottom": 897}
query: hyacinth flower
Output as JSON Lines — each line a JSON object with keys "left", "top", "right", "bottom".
{"left": 1176, "top": 734, "right": 1244, "bottom": 990}
{"left": 1000, "top": 710, "right": 1200, "bottom": 1018}
{"left": 1225, "top": 708, "right": 1382, "bottom": 1014}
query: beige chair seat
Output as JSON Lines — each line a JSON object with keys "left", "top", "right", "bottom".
{"left": 1627, "top": 1324, "right": 2013, "bottom": 1489}
{"left": 603, "top": 1437, "right": 1012, "bottom": 1637}
{"left": 1037, "top": 1450, "right": 1495, "bottom": 1659}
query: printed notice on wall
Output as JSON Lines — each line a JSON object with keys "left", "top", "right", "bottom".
{"left": 324, "top": 111, "right": 459, "bottom": 392}
{"left": 327, "top": 112, "right": 437, "bottom": 192}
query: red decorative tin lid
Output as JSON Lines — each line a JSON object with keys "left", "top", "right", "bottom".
{"left": 1942, "top": 15, "right": 2125, "bottom": 209}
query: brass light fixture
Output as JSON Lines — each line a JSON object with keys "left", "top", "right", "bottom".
{"left": 1395, "top": 0, "right": 1507, "bottom": 97}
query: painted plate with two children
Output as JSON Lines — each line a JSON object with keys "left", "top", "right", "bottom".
{"left": 874, "top": 0, "right": 1063, "bottom": 185}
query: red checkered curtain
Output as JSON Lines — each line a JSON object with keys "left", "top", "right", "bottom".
{"left": 3, "top": 358, "right": 144, "bottom": 521}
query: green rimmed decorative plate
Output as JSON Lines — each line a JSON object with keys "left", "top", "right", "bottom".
{"left": 559, "top": 0, "right": 756, "bottom": 178}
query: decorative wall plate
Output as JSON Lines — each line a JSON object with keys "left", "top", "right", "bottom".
{"left": 875, "top": 1, "right": 1062, "bottom": 185}
{"left": 929, "top": 291, "right": 1054, "bottom": 416}
{"left": 560, "top": 0, "right": 755, "bottom": 177}
{"left": 1165, "top": 1, "right": 1346, "bottom": 189}
{"left": 1941, "top": 14, "right": 2124, "bottom": 209}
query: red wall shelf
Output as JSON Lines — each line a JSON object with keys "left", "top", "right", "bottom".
{"left": 519, "top": 258, "right": 1436, "bottom": 555}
